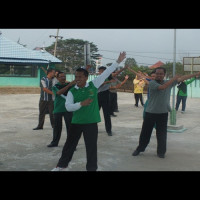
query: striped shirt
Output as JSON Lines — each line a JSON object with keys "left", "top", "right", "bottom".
{"left": 40, "top": 77, "right": 54, "bottom": 101}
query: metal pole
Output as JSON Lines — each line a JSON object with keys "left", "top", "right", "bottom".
{"left": 191, "top": 58, "right": 193, "bottom": 98}
{"left": 172, "top": 29, "right": 176, "bottom": 109}
{"left": 84, "top": 43, "right": 91, "bottom": 67}
{"left": 170, "top": 29, "right": 176, "bottom": 125}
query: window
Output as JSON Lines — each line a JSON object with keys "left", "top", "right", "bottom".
{"left": 0, "top": 64, "right": 38, "bottom": 77}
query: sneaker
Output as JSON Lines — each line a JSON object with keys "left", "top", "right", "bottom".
{"left": 51, "top": 167, "right": 66, "bottom": 171}
{"left": 181, "top": 111, "right": 185, "bottom": 113}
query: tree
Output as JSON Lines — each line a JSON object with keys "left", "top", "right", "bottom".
{"left": 45, "top": 39, "right": 101, "bottom": 73}
{"left": 125, "top": 57, "right": 137, "bottom": 67}
{"left": 163, "top": 62, "right": 189, "bottom": 79}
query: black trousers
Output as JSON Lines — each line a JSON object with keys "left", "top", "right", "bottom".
{"left": 136, "top": 112, "right": 168, "bottom": 155}
{"left": 134, "top": 93, "right": 144, "bottom": 106}
{"left": 50, "top": 112, "right": 73, "bottom": 146}
{"left": 98, "top": 90, "right": 112, "bottom": 132}
{"left": 109, "top": 92, "right": 118, "bottom": 115}
{"left": 37, "top": 100, "right": 54, "bottom": 128}
{"left": 57, "top": 123, "right": 98, "bottom": 171}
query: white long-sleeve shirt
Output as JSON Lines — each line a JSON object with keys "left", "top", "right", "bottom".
{"left": 65, "top": 61, "right": 119, "bottom": 112}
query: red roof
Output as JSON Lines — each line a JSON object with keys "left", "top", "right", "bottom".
{"left": 149, "top": 61, "right": 164, "bottom": 69}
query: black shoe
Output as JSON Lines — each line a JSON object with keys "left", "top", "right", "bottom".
{"left": 107, "top": 131, "right": 112, "bottom": 136}
{"left": 47, "top": 143, "right": 58, "bottom": 147}
{"left": 114, "top": 109, "right": 119, "bottom": 112}
{"left": 110, "top": 114, "right": 117, "bottom": 117}
{"left": 134, "top": 104, "right": 138, "bottom": 107}
{"left": 132, "top": 150, "right": 140, "bottom": 156}
{"left": 157, "top": 154, "right": 165, "bottom": 158}
{"left": 33, "top": 127, "right": 43, "bottom": 130}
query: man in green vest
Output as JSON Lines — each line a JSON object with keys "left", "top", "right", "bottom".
{"left": 175, "top": 76, "right": 198, "bottom": 113}
{"left": 47, "top": 72, "right": 76, "bottom": 147}
{"left": 52, "top": 51, "right": 126, "bottom": 171}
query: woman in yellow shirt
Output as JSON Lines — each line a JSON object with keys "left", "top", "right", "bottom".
{"left": 133, "top": 75, "right": 146, "bottom": 107}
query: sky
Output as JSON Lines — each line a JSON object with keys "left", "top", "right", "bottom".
{"left": 1, "top": 28, "right": 200, "bottom": 67}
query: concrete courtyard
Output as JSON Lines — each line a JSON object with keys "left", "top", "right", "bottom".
{"left": 0, "top": 92, "right": 200, "bottom": 171}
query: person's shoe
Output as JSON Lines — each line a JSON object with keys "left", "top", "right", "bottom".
{"left": 47, "top": 143, "right": 58, "bottom": 147}
{"left": 157, "top": 154, "right": 165, "bottom": 158}
{"left": 33, "top": 127, "right": 43, "bottom": 130}
{"left": 51, "top": 167, "right": 66, "bottom": 171}
{"left": 114, "top": 109, "right": 119, "bottom": 112}
{"left": 134, "top": 104, "right": 138, "bottom": 107}
{"left": 181, "top": 111, "right": 185, "bottom": 114}
{"left": 110, "top": 114, "right": 117, "bottom": 117}
{"left": 132, "top": 150, "right": 140, "bottom": 156}
{"left": 107, "top": 131, "right": 112, "bottom": 136}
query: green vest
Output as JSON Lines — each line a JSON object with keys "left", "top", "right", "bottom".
{"left": 52, "top": 82, "right": 68, "bottom": 114}
{"left": 177, "top": 77, "right": 195, "bottom": 97}
{"left": 70, "top": 81, "right": 101, "bottom": 124}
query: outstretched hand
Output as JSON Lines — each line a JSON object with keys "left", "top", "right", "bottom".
{"left": 117, "top": 51, "right": 126, "bottom": 63}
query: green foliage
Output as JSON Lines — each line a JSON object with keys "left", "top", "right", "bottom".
{"left": 45, "top": 39, "right": 188, "bottom": 80}
{"left": 163, "top": 61, "right": 189, "bottom": 79}
{"left": 45, "top": 38, "right": 101, "bottom": 73}
{"left": 125, "top": 57, "right": 137, "bottom": 67}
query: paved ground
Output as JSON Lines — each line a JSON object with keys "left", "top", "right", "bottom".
{"left": 0, "top": 92, "right": 200, "bottom": 171}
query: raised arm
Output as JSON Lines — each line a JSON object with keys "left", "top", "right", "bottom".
{"left": 41, "top": 67, "right": 47, "bottom": 74}
{"left": 112, "top": 65, "right": 128, "bottom": 77}
{"left": 92, "top": 51, "right": 126, "bottom": 88}
{"left": 56, "top": 80, "right": 76, "bottom": 95}
{"left": 110, "top": 75, "right": 129, "bottom": 90}
{"left": 158, "top": 75, "right": 180, "bottom": 90}
{"left": 177, "top": 71, "right": 200, "bottom": 83}
{"left": 128, "top": 67, "right": 149, "bottom": 79}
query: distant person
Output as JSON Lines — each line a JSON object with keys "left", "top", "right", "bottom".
{"left": 97, "top": 66, "right": 114, "bottom": 136}
{"left": 47, "top": 72, "right": 76, "bottom": 147}
{"left": 109, "top": 75, "right": 129, "bottom": 117}
{"left": 132, "top": 67, "right": 200, "bottom": 159}
{"left": 51, "top": 51, "right": 126, "bottom": 171}
{"left": 128, "top": 67, "right": 157, "bottom": 129}
{"left": 98, "top": 65, "right": 128, "bottom": 134}
{"left": 175, "top": 76, "right": 198, "bottom": 113}
{"left": 33, "top": 68, "right": 55, "bottom": 130}
{"left": 133, "top": 74, "right": 146, "bottom": 107}
{"left": 109, "top": 65, "right": 128, "bottom": 114}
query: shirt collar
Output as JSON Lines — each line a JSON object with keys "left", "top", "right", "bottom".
{"left": 74, "top": 82, "right": 89, "bottom": 89}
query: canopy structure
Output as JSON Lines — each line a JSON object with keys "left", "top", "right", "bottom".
{"left": 0, "top": 34, "right": 62, "bottom": 65}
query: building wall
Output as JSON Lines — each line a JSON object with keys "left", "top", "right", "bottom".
{"left": 1, "top": 71, "right": 200, "bottom": 98}
{"left": 0, "top": 69, "right": 40, "bottom": 87}
{"left": 173, "top": 79, "right": 200, "bottom": 98}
